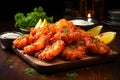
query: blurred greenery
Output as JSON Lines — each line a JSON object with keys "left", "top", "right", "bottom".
{"left": 14, "top": 6, "right": 53, "bottom": 30}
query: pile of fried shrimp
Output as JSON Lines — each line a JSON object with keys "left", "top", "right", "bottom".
{"left": 13, "top": 19, "right": 110, "bottom": 61}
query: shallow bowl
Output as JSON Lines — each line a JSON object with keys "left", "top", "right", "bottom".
{"left": 69, "top": 17, "right": 98, "bottom": 31}
{"left": 19, "top": 28, "right": 30, "bottom": 34}
{"left": 0, "top": 31, "right": 22, "bottom": 49}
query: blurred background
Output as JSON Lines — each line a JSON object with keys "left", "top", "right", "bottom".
{"left": 0, "top": 0, "right": 120, "bottom": 22}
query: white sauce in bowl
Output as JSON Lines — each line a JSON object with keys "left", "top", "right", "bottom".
{"left": 0, "top": 32, "right": 21, "bottom": 39}
{"left": 70, "top": 19, "right": 94, "bottom": 26}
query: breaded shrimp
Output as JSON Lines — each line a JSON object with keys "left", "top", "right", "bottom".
{"left": 13, "top": 34, "right": 34, "bottom": 49}
{"left": 37, "top": 40, "right": 65, "bottom": 61}
{"left": 84, "top": 35, "right": 110, "bottom": 55}
{"left": 61, "top": 41, "right": 87, "bottom": 61}
{"left": 13, "top": 18, "right": 111, "bottom": 61}
{"left": 30, "top": 25, "right": 50, "bottom": 40}
{"left": 23, "top": 32, "right": 52, "bottom": 55}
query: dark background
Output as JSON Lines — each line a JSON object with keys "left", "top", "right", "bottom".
{"left": 0, "top": 0, "right": 66, "bottom": 21}
{"left": 0, "top": 0, "right": 119, "bottom": 21}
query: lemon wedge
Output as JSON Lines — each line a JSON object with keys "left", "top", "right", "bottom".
{"left": 35, "top": 18, "right": 42, "bottom": 29}
{"left": 95, "top": 31, "right": 116, "bottom": 44}
{"left": 87, "top": 25, "right": 103, "bottom": 36}
{"left": 40, "top": 19, "right": 48, "bottom": 28}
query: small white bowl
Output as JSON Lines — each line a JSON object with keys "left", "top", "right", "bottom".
{"left": 69, "top": 17, "right": 98, "bottom": 31}
{"left": 0, "top": 31, "right": 22, "bottom": 49}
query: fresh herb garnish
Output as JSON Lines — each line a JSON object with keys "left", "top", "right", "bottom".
{"left": 6, "top": 59, "right": 14, "bottom": 63}
{"left": 24, "top": 68, "right": 37, "bottom": 76}
{"left": 97, "top": 42, "right": 101, "bottom": 47}
{"left": 63, "top": 28, "right": 68, "bottom": 34}
{"left": 65, "top": 72, "right": 78, "bottom": 79}
{"left": 14, "top": 6, "right": 53, "bottom": 30}
{"left": 79, "top": 41, "right": 85, "bottom": 45}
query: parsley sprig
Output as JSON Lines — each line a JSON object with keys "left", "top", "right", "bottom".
{"left": 63, "top": 28, "right": 68, "bottom": 34}
{"left": 6, "top": 59, "right": 14, "bottom": 63}
{"left": 24, "top": 68, "right": 37, "bottom": 76}
{"left": 65, "top": 72, "right": 78, "bottom": 79}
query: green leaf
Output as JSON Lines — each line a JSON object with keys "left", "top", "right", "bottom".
{"left": 14, "top": 6, "right": 54, "bottom": 29}
{"left": 66, "top": 72, "right": 78, "bottom": 79}
{"left": 34, "top": 6, "right": 44, "bottom": 12}
{"left": 24, "top": 68, "right": 37, "bottom": 76}
{"left": 63, "top": 28, "right": 68, "bottom": 34}
{"left": 6, "top": 59, "right": 14, "bottom": 63}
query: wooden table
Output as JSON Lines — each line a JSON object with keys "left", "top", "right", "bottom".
{"left": 0, "top": 21, "right": 120, "bottom": 80}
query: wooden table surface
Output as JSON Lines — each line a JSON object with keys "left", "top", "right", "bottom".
{"left": 0, "top": 21, "right": 120, "bottom": 80}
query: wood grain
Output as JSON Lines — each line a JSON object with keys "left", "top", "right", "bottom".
{"left": 13, "top": 47, "right": 119, "bottom": 73}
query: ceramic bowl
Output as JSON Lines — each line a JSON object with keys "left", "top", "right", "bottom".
{"left": 19, "top": 28, "right": 30, "bottom": 34}
{"left": 0, "top": 31, "right": 22, "bottom": 49}
{"left": 69, "top": 17, "right": 98, "bottom": 31}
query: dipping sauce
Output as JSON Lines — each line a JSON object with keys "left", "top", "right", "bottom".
{"left": 70, "top": 19, "right": 94, "bottom": 26}
{"left": 0, "top": 32, "right": 21, "bottom": 39}
{"left": 0, "top": 32, "right": 22, "bottom": 49}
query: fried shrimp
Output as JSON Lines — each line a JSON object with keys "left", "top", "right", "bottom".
{"left": 13, "top": 18, "right": 111, "bottom": 62}
{"left": 61, "top": 41, "right": 87, "bottom": 61}
{"left": 23, "top": 33, "right": 52, "bottom": 55}
{"left": 30, "top": 25, "right": 51, "bottom": 40}
{"left": 37, "top": 40, "right": 65, "bottom": 61}
{"left": 84, "top": 35, "right": 110, "bottom": 55}
{"left": 13, "top": 34, "right": 34, "bottom": 49}
{"left": 50, "top": 19, "right": 90, "bottom": 44}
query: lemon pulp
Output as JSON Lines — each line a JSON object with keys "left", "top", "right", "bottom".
{"left": 87, "top": 25, "right": 103, "bottom": 36}
{"left": 95, "top": 31, "right": 116, "bottom": 44}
